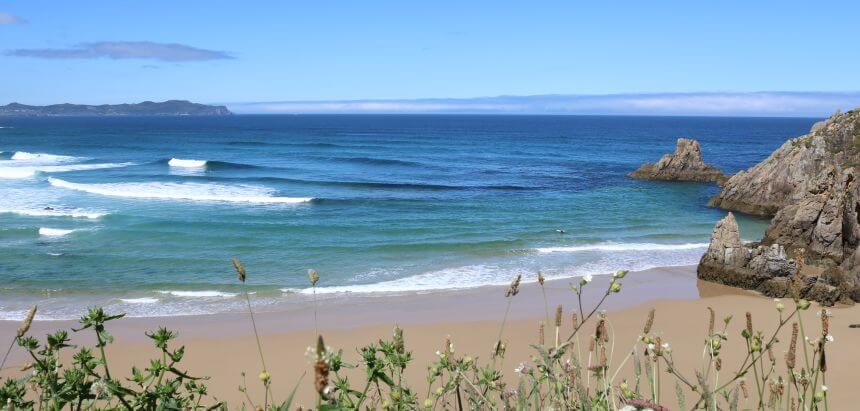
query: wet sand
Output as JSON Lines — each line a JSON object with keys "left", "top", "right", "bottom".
{"left": 2, "top": 265, "right": 858, "bottom": 408}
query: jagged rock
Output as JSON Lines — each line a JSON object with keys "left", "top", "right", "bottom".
{"left": 629, "top": 138, "right": 728, "bottom": 185}
{"left": 700, "top": 109, "right": 860, "bottom": 304}
{"left": 697, "top": 213, "right": 795, "bottom": 290}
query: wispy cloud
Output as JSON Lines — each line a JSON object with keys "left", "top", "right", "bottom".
{"left": 229, "top": 92, "right": 860, "bottom": 117}
{"left": 7, "top": 41, "right": 233, "bottom": 62}
{"left": 0, "top": 12, "right": 25, "bottom": 25}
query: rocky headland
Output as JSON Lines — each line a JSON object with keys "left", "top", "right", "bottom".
{"left": 0, "top": 100, "right": 232, "bottom": 116}
{"left": 700, "top": 109, "right": 860, "bottom": 305}
{"left": 629, "top": 138, "right": 728, "bottom": 185}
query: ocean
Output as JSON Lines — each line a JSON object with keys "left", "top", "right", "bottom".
{"left": 0, "top": 115, "right": 815, "bottom": 319}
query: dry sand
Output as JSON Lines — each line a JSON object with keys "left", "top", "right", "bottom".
{"left": 2, "top": 266, "right": 858, "bottom": 409}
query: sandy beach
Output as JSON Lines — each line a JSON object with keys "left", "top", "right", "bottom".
{"left": 2, "top": 265, "right": 858, "bottom": 409}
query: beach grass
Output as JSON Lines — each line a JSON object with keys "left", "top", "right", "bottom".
{"left": 0, "top": 261, "right": 838, "bottom": 410}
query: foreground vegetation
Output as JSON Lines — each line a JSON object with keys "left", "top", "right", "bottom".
{"left": 0, "top": 260, "right": 836, "bottom": 410}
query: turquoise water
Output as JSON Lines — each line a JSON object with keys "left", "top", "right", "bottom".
{"left": 0, "top": 115, "right": 814, "bottom": 319}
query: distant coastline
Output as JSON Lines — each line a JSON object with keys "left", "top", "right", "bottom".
{"left": 0, "top": 100, "right": 231, "bottom": 116}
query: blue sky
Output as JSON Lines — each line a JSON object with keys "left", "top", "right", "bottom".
{"left": 2, "top": 1, "right": 860, "bottom": 115}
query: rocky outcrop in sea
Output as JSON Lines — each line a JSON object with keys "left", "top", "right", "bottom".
{"left": 629, "top": 138, "right": 728, "bottom": 185}
{"left": 701, "top": 109, "right": 860, "bottom": 305}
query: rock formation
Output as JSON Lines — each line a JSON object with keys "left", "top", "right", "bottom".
{"left": 629, "top": 138, "right": 728, "bottom": 185}
{"left": 701, "top": 109, "right": 860, "bottom": 305}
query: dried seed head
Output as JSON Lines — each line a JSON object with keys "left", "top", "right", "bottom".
{"left": 232, "top": 257, "right": 246, "bottom": 283}
{"left": 767, "top": 346, "right": 775, "bottom": 363}
{"left": 707, "top": 307, "right": 715, "bottom": 336}
{"left": 599, "top": 346, "right": 607, "bottom": 367}
{"left": 786, "top": 322, "right": 798, "bottom": 369}
{"left": 571, "top": 312, "right": 579, "bottom": 329}
{"left": 745, "top": 312, "right": 753, "bottom": 336}
{"left": 653, "top": 336, "right": 663, "bottom": 356}
{"left": 393, "top": 326, "right": 405, "bottom": 354}
{"left": 715, "top": 357, "right": 722, "bottom": 371}
{"left": 819, "top": 343, "right": 827, "bottom": 372}
{"left": 554, "top": 305, "right": 563, "bottom": 327}
{"left": 538, "top": 322, "right": 545, "bottom": 345}
{"left": 505, "top": 274, "right": 521, "bottom": 298}
{"left": 314, "top": 335, "right": 329, "bottom": 395}
{"left": 588, "top": 338, "right": 595, "bottom": 352}
{"left": 308, "top": 269, "right": 320, "bottom": 286}
{"left": 17, "top": 306, "right": 37, "bottom": 338}
{"left": 643, "top": 308, "right": 655, "bottom": 334}
{"left": 595, "top": 319, "right": 608, "bottom": 343}
{"left": 740, "top": 380, "right": 749, "bottom": 399}
{"left": 820, "top": 310, "right": 829, "bottom": 336}
{"left": 537, "top": 271, "right": 545, "bottom": 286}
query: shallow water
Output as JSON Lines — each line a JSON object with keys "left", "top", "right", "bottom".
{"left": 0, "top": 115, "right": 815, "bottom": 318}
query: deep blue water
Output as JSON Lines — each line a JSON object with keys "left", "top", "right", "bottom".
{"left": 0, "top": 115, "right": 815, "bottom": 318}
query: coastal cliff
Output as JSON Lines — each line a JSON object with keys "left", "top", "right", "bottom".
{"left": 701, "top": 109, "right": 860, "bottom": 305}
{"left": 629, "top": 138, "right": 728, "bottom": 185}
{"left": 0, "top": 100, "right": 232, "bottom": 116}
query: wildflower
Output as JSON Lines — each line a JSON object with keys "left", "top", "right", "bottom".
{"left": 775, "top": 299, "right": 785, "bottom": 312}
{"left": 258, "top": 371, "right": 270, "bottom": 383}
{"left": 514, "top": 362, "right": 532, "bottom": 375}
{"left": 822, "top": 385, "right": 828, "bottom": 392}
{"left": 825, "top": 334, "right": 834, "bottom": 342}
{"left": 424, "top": 399, "right": 433, "bottom": 408}
{"left": 580, "top": 274, "right": 593, "bottom": 285}
{"left": 610, "top": 282, "right": 622, "bottom": 293}
{"left": 796, "top": 299, "right": 811, "bottom": 310}
{"left": 308, "top": 269, "right": 319, "bottom": 286}
{"left": 615, "top": 270, "right": 629, "bottom": 279}
{"left": 90, "top": 380, "right": 109, "bottom": 399}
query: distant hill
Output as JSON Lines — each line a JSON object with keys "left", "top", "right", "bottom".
{"left": 0, "top": 100, "right": 232, "bottom": 116}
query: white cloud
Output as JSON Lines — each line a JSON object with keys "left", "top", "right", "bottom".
{"left": 0, "top": 12, "right": 25, "bottom": 25}
{"left": 228, "top": 92, "right": 860, "bottom": 117}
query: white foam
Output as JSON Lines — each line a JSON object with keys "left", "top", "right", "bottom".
{"left": 0, "top": 162, "right": 133, "bottom": 180}
{"left": 0, "top": 208, "right": 106, "bottom": 219}
{"left": 119, "top": 297, "right": 159, "bottom": 304}
{"left": 536, "top": 242, "right": 709, "bottom": 253}
{"left": 11, "top": 151, "right": 81, "bottom": 163}
{"left": 168, "top": 158, "right": 208, "bottom": 168}
{"left": 39, "top": 227, "right": 76, "bottom": 237}
{"left": 157, "top": 290, "right": 237, "bottom": 298}
{"left": 0, "top": 168, "right": 36, "bottom": 179}
{"left": 48, "top": 177, "right": 314, "bottom": 204}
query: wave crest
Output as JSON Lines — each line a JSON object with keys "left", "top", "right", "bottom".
{"left": 536, "top": 242, "right": 709, "bottom": 253}
{"left": 48, "top": 177, "right": 314, "bottom": 204}
{"left": 38, "top": 227, "right": 77, "bottom": 237}
{"left": 168, "top": 158, "right": 208, "bottom": 168}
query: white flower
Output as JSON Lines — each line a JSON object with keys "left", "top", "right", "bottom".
{"left": 825, "top": 334, "right": 834, "bottom": 342}
{"left": 514, "top": 362, "right": 532, "bottom": 375}
{"left": 661, "top": 342, "right": 670, "bottom": 350}
{"left": 822, "top": 385, "right": 828, "bottom": 392}
{"left": 647, "top": 343, "right": 655, "bottom": 350}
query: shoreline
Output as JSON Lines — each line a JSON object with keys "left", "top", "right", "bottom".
{"left": 0, "top": 264, "right": 704, "bottom": 332}
{"left": 3, "top": 265, "right": 858, "bottom": 408}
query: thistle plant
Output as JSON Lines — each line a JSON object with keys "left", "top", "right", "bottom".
{"left": 0, "top": 307, "right": 219, "bottom": 410}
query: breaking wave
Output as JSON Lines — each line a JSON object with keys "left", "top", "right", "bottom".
{"left": 48, "top": 178, "right": 313, "bottom": 204}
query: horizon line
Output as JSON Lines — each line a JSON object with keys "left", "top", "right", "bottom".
{"left": 225, "top": 91, "right": 860, "bottom": 117}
